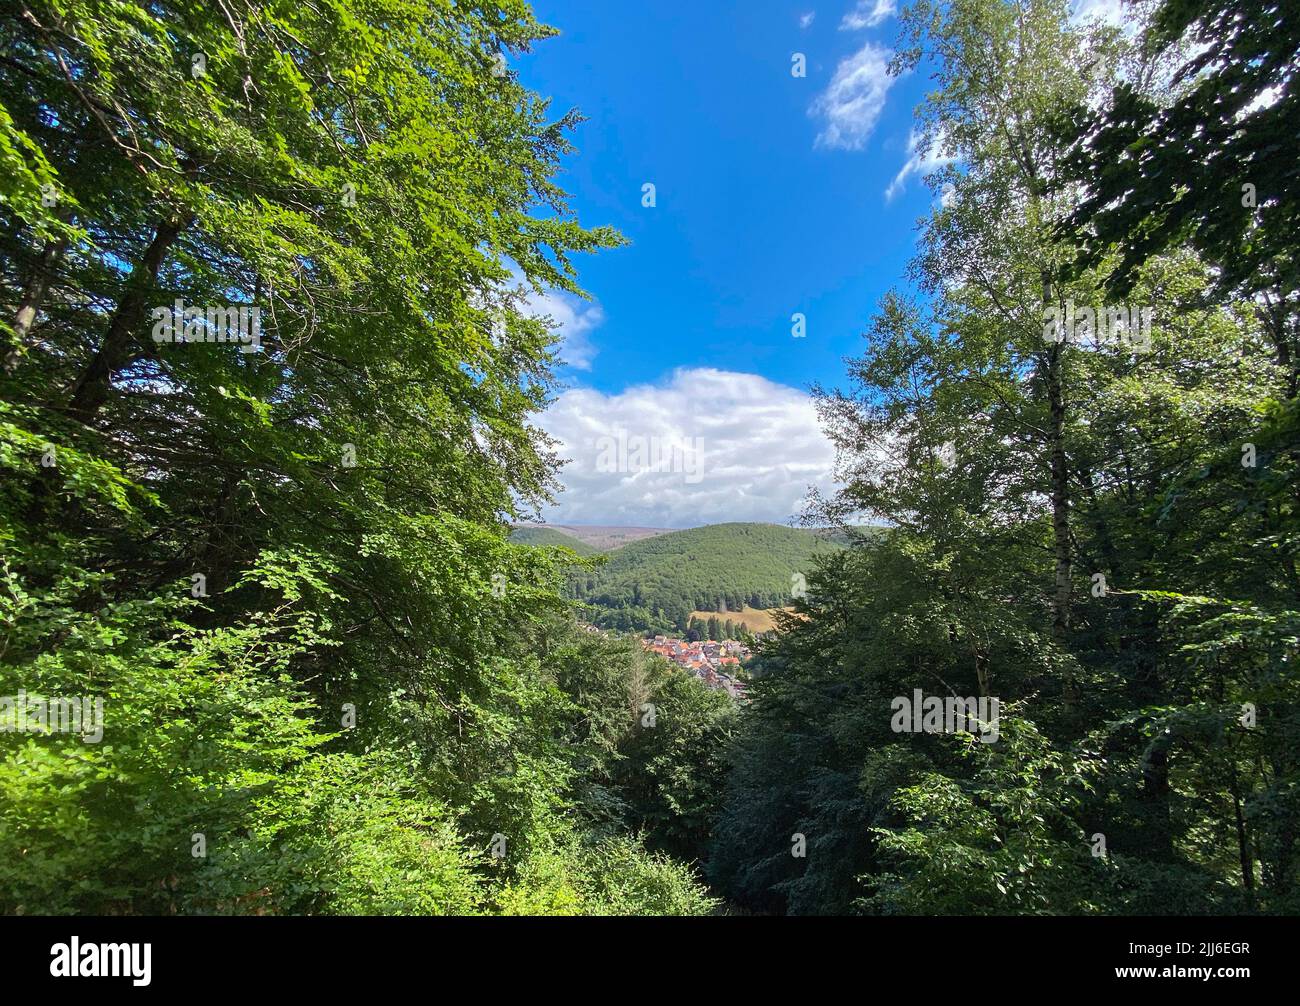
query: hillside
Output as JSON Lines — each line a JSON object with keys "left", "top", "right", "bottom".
{"left": 512, "top": 523, "right": 674, "bottom": 551}
{"left": 509, "top": 525, "right": 601, "bottom": 554}
{"left": 569, "top": 522, "right": 843, "bottom": 633}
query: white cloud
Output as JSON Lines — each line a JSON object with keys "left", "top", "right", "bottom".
{"left": 810, "top": 41, "right": 896, "bottom": 150}
{"left": 539, "top": 368, "right": 837, "bottom": 527}
{"left": 841, "top": 0, "right": 896, "bottom": 30}
{"left": 518, "top": 285, "right": 605, "bottom": 371}
{"left": 799, "top": 11, "right": 816, "bottom": 29}
{"left": 884, "top": 127, "right": 957, "bottom": 200}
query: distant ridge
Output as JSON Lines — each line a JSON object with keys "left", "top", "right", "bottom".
{"left": 561, "top": 521, "right": 846, "bottom": 634}
{"left": 511, "top": 523, "right": 674, "bottom": 551}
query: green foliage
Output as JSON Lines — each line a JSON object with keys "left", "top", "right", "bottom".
{"left": 518, "top": 618, "right": 737, "bottom": 864}
{"left": 0, "top": 586, "right": 331, "bottom": 915}
{"left": 293, "top": 761, "right": 488, "bottom": 917}
{"left": 863, "top": 715, "right": 1106, "bottom": 916}
{"left": 509, "top": 525, "right": 602, "bottom": 555}
{"left": 1059, "top": 0, "right": 1299, "bottom": 308}
{"left": 0, "top": 0, "right": 725, "bottom": 917}
{"left": 493, "top": 833, "right": 719, "bottom": 917}
{"left": 713, "top": 0, "right": 1299, "bottom": 917}
{"left": 569, "top": 522, "right": 842, "bottom": 631}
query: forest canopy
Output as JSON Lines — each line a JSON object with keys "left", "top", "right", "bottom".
{"left": 1, "top": 0, "right": 1296, "bottom": 918}
{"left": 710, "top": 0, "right": 1299, "bottom": 915}
{"left": 0, "top": 0, "right": 726, "bottom": 916}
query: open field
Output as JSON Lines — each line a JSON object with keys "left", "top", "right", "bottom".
{"left": 690, "top": 605, "right": 796, "bottom": 634}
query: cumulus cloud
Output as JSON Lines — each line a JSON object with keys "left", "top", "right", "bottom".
{"left": 841, "top": 0, "right": 896, "bottom": 30}
{"left": 799, "top": 11, "right": 816, "bottom": 29}
{"left": 539, "top": 369, "right": 837, "bottom": 527}
{"left": 810, "top": 41, "right": 896, "bottom": 150}
{"left": 517, "top": 285, "right": 605, "bottom": 371}
{"left": 884, "top": 127, "right": 958, "bottom": 200}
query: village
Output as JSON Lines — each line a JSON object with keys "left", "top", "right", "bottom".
{"left": 640, "top": 634, "right": 752, "bottom": 701}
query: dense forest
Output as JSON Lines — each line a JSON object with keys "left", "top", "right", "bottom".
{"left": 0, "top": 0, "right": 732, "bottom": 915}
{"left": 509, "top": 525, "right": 601, "bottom": 555}
{"left": 2, "top": 0, "right": 1296, "bottom": 918}
{"left": 709, "top": 0, "right": 1299, "bottom": 914}
{"left": 565, "top": 522, "right": 844, "bottom": 634}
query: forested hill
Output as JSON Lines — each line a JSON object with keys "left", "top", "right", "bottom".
{"left": 566, "top": 522, "right": 844, "bottom": 632}
{"left": 508, "top": 526, "right": 600, "bottom": 554}
{"left": 513, "top": 523, "right": 673, "bottom": 551}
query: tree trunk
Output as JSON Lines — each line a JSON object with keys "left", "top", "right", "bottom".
{"left": 63, "top": 213, "right": 190, "bottom": 423}
{"left": 1141, "top": 736, "right": 1174, "bottom": 861}
{"left": 1047, "top": 340, "right": 1071, "bottom": 640}
{"left": 1228, "top": 761, "right": 1256, "bottom": 909}
{"left": 5, "top": 237, "right": 66, "bottom": 372}
{"left": 1043, "top": 272, "right": 1077, "bottom": 722}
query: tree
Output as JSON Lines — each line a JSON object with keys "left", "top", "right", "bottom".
{"left": 717, "top": 0, "right": 1298, "bottom": 915}
{"left": 1059, "top": 0, "right": 1299, "bottom": 346}
{"left": 0, "top": 0, "right": 724, "bottom": 917}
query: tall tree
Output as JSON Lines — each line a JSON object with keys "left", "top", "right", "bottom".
{"left": 0, "top": 0, "right": 727, "bottom": 917}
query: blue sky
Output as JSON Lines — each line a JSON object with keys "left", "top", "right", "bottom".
{"left": 511, "top": 1, "right": 949, "bottom": 527}
{"left": 509, "top": 1, "right": 1123, "bottom": 528}
{"left": 517, "top": 0, "right": 936, "bottom": 395}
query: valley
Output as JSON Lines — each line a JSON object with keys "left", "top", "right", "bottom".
{"left": 513, "top": 521, "right": 841, "bottom": 635}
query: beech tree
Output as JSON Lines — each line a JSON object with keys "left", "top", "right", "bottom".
{"left": 0, "top": 0, "right": 728, "bottom": 916}
{"left": 716, "top": 0, "right": 1298, "bottom": 915}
